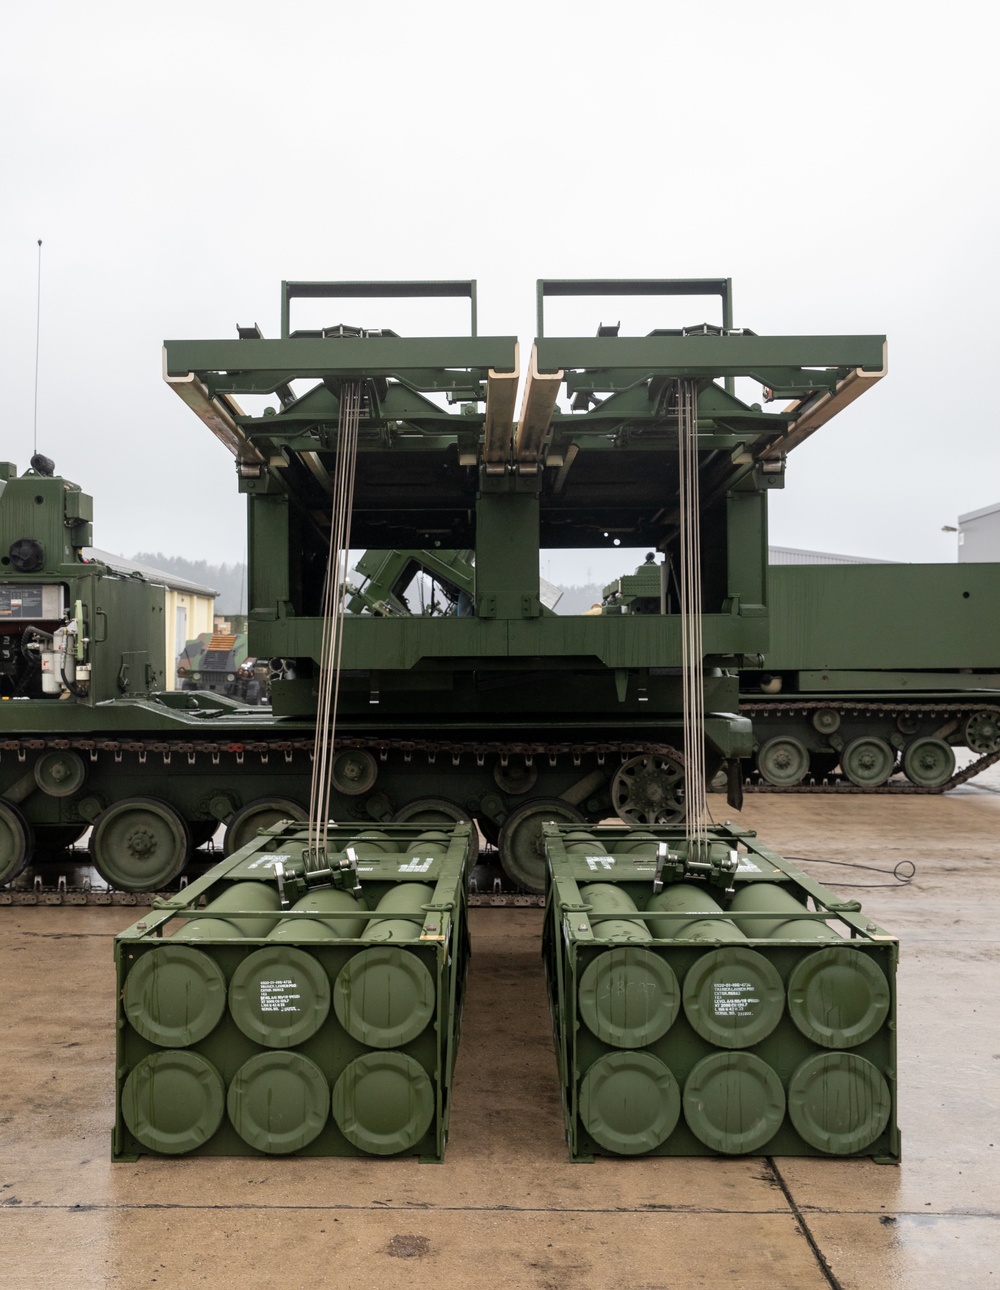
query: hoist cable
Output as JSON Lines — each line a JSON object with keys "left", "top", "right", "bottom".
{"left": 307, "top": 380, "right": 362, "bottom": 861}
{"left": 676, "top": 378, "right": 708, "bottom": 847}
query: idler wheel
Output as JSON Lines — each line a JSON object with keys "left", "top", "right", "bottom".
{"left": 492, "top": 758, "right": 538, "bottom": 795}
{"left": 902, "top": 737, "right": 955, "bottom": 788}
{"left": 0, "top": 801, "right": 32, "bottom": 886}
{"left": 841, "top": 737, "right": 895, "bottom": 788}
{"left": 90, "top": 797, "right": 190, "bottom": 891}
{"left": 330, "top": 748, "right": 378, "bottom": 796}
{"left": 33, "top": 750, "right": 87, "bottom": 797}
{"left": 497, "top": 797, "right": 584, "bottom": 893}
{"left": 811, "top": 708, "right": 841, "bottom": 735}
{"left": 964, "top": 710, "right": 1000, "bottom": 755}
{"left": 611, "top": 753, "right": 685, "bottom": 825}
{"left": 224, "top": 796, "right": 307, "bottom": 856}
{"left": 756, "top": 736, "right": 810, "bottom": 787}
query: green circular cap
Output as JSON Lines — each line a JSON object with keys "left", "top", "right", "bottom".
{"left": 123, "top": 945, "right": 226, "bottom": 1047}
{"left": 788, "top": 1052, "right": 892, "bottom": 1154}
{"left": 332, "top": 1052, "right": 434, "bottom": 1155}
{"left": 227, "top": 1051, "right": 330, "bottom": 1154}
{"left": 121, "top": 1051, "right": 224, "bottom": 1155}
{"left": 579, "top": 1051, "right": 680, "bottom": 1155}
{"left": 683, "top": 1052, "right": 785, "bottom": 1154}
{"left": 682, "top": 947, "right": 785, "bottom": 1048}
{"left": 333, "top": 947, "right": 435, "bottom": 1048}
{"left": 787, "top": 948, "right": 891, "bottom": 1048}
{"left": 578, "top": 948, "right": 680, "bottom": 1047}
{"left": 228, "top": 946, "right": 331, "bottom": 1048}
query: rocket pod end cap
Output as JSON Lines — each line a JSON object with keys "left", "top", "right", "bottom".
{"left": 682, "top": 947, "right": 785, "bottom": 1049}
{"left": 579, "top": 1051, "right": 680, "bottom": 1155}
{"left": 333, "top": 1052, "right": 435, "bottom": 1156}
{"left": 228, "top": 945, "right": 331, "bottom": 1048}
{"left": 578, "top": 947, "right": 680, "bottom": 1047}
{"left": 333, "top": 946, "right": 435, "bottom": 1048}
{"left": 683, "top": 1052, "right": 785, "bottom": 1155}
{"left": 787, "top": 948, "right": 890, "bottom": 1048}
{"left": 123, "top": 944, "right": 226, "bottom": 1047}
{"left": 788, "top": 1052, "right": 892, "bottom": 1154}
{"left": 120, "top": 1051, "right": 225, "bottom": 1155}
{"left": 227, "top": 1051, "right": 330, "bottom": 1154}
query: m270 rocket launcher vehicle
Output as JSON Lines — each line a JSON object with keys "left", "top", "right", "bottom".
{"left": 0, "top": 279, "right": 885, "bottom": 895}
{"left": 161, "top": 277, "right": 884, "bottom": 892}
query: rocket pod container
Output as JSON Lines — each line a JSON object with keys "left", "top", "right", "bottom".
{"left": 541, "top": 822, "right": 898, "bottom": 1162}
{"left": 113, "top": 819, "right": 471, "bottom": 1161}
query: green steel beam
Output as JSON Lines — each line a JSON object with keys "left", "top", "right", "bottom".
{"left": 533, "top": 334, "right": 885, "bottom": 378}
{"left": 163, "top": 336, "right": 518, "bottom": 385}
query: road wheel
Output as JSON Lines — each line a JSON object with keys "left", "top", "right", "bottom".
{"left": 91, "top": 798, "right": 190, "bottom": 891}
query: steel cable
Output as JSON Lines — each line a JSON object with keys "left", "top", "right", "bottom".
{"left": 676, "top": 378, "right": 708, "bottom": 847}
{"left": 307, "top": 380, "right": 362, "bottom": 861}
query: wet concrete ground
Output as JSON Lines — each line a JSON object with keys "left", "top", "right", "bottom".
{"left": 1, "top": 780, "right": 998, "bottom": 1289}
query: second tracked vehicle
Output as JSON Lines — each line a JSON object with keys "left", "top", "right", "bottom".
{"left": 599, "top": 555, "right": 1000, "bottom": 790}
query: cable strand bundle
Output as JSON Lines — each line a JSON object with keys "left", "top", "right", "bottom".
{"left": 676, "top": 378, "right": 708, "bottom": 847}
{"left": 307, "top": 380, "right": 363, "bottom": 861}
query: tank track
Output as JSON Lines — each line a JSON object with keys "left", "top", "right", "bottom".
{"left": 1, "top": 732, "right": 683, "bottom": 764}
{"left": 742, "top": 699, "right": 1000, "bottom": 793}
{"left": 1, "top": 731, "right": 684, "bottom": 903}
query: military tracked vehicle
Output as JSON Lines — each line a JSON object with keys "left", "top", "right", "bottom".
{"left": 0, "top": 461, "right": 311, "bottom": 891}
{"left": 600, "top": 556, "right": 1000, "bottom": 790}
{"left": 0, "top": 277, "right": 885, "bottom": 895}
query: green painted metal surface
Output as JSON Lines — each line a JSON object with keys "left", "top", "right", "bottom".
{"left": 764, "top": 564, "right": 1000, "bottom": 673}
{"left": 743, "top": 563, "right": 1000, "bottom": 787}
{"left": 541, "top": 822, "right": 898, "bottom": 1161}
{"left": 2, "top": 279, "right": 893, "bottom": 892}
{"left": 113, "top": 821, "right": 471, "bottom": 1160}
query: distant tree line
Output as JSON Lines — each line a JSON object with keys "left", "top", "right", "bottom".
{"left": 132, "top": 553, "right": 247, "bottom": 614}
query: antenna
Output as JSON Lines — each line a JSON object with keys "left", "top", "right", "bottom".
{"left": 33, "top": 239, "right": 42, "bottom": 455}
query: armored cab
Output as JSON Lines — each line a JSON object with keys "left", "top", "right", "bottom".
{"left": 165, "top": 278, "right": 885, "bottom": 892}
{"left": 0, "top": 463, "right": 297, "bottom": 892}
{"left": 0, "top": 463, "right": 170, "bottom": 876}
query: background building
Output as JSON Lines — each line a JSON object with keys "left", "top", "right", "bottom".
{"left": 958, "top": 503, "right": 1000, "bottom": 562}
{"left": 87, "top": 549, "right": 217, "bottom": 688}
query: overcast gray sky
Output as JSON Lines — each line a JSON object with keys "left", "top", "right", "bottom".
{"left": 3, "top": 2, "right": 997, "bottom": 572}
